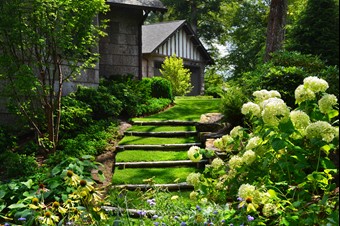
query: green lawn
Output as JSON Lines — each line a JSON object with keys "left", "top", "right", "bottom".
{"left": 112, "top": 167, "right": 202, "bottom": 185}
{"left": 118, "top": 136, "right": 198, "bottom": 145}
{"left": 115, "top": 150, "right": 188, "bottom": 162}
{"left": 132, "top": 97, "right": 221, "bottom": 122}
{"left": 126, "top": 125, "right": 196, "bottom": 132}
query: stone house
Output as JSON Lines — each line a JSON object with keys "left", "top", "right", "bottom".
{"left": 142, "top": 20, "right": 214, "bottom": 95}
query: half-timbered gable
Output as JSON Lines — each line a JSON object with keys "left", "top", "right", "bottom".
{"left": 142, "top": 20, "right": 213, "bottom": 95}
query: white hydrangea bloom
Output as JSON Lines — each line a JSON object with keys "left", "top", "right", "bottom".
{"left": 186, "top": 172, "right": 201, "bottom": 186}
{"left": 189, "top": 191, "right": 199, "bottom": 200}
{"left": 318, "top": 94, "right": 338, "bottom": 114}
{"left": 238, "top": 184, "right": 256, "bottom": 200}
{"left": 222, "top": 134, "right": 234, "bottom": 145}
{"left": 304, "top": 76, "right": 329, "bottom": 93}
{"left": 230, "top": 126, "right": 244, "bottom": 139}
{"left": 295, "top": 85, "right": 316, "bottom": 104}
{"left": 262, "top": 203, "right": 278, "bottom": 217}
{"left": 213, "top": 138, "right": 224, "bottom": 151}
{"left": 242, "top": 150, "right": 256, "bottom": 165}
{"left": 306, "top": 121, "right": 338, "bottom": 143}
{"left": 228, "top": 155, "right": 243, "bottom": 169}
{"left": 269, "top": 90, "right": 281, "bottom": 98}
{"left": 246, "top": 136, "right": 262, "bottom": 150}
{"left": 290, "top": 110, "right": 310, "bottom": 131}
{"left": 187, "top": 146, "right": 203, "bottom": 162}
{"left": 261, "top": 98, "right": 290, "bottom": 127}
{"left": 253, "top": 90, "right": 272, "bottom": 102}
{"left": 241, "top": 102, "right": 261, "bottom": 117}
{"left": 211, "top": 158, "right": 225, "bottom": 169}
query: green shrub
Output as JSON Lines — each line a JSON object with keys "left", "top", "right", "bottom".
{"left": 58, "top": 120, "right": 117, "bottom": 158}
{"left": 0, "top": 151, "right": 38, "bottom": 179}
{"left": 60, "top": 94, "right": 93, "bottom": 137}
{"left": 136, "top": 98, "right": 172, "bottom": 116}
{"left": 74, "top": 86, "right": 123, "bottom": 119}
{"left": 160, "top": 55, "right": 193, "bottom": 96}
{"left": 150, "top": 77, "right": 173, "bottom": 100}
{"left": 204, "top": 70, "right": 225, "bottom": 98}
{"left": 220, "top": 86, "right": 248, "bottom": 127}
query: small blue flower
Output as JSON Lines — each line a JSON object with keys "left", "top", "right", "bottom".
{"left": 213, "top": 210, "right": 219, "bottom": 215}
{"left": 154, "top": 223, "right": 159, "bottom": 226}
{"left": 152, "top": 215, "right": 159, "bottom": 220}
{"left": 18, "top": 217, "right": 26, "bottom": 221}
{"left": 247, "top": 215, "right": 255, "bottom": 222}
{"left": 196, "top": 205, "right": 201, "bottom": 211}
{"left": 237, "top": 197, "right": 243, "bottom": 201}
{"left": 180, "top": 222, "right": 187, "bottom": 226}
{"left": 4, "top": 223, "right": 10, "bottom": 226}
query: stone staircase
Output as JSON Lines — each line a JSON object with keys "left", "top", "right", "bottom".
{"left": 111, "top": 113, "right": 228, "bottom": 192}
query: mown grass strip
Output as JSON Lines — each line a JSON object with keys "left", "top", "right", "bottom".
{"left": 112, "top": 167, "right": 202, "bottom": 185}
{"left": 126, "top": 125, "right": 196, "bottom": 132}
{"left": 118, "top": 136, "right": 198, "bottom": 145}
{"left": 115, "top": 150, "right": 188, "bottom": 162}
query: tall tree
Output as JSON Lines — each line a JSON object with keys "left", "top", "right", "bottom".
{"left": 155, "top": 0, "right": 223, "bottom": 44}
{"left": 287, "top": 0, "right": 339, "bottom": 66}
{"left": 264, "top": 0, "right": 288, "bottom": 61}
{"left": 0, "top": 0, "right": 108, "bottom": 152}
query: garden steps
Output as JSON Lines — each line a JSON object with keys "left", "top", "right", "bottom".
{"left": 112, "top": 182, "right": 194, "bottom": 191}
{"left": 124, "top": 131, "right": 198, "bottom": 137}
{"left": 115, "top": 160, "right": 208, "bottom": 169}
{"left": 132, "top": 120, "right": 197, "bottom": 126}
{"left": 116, "top": 143, "right": 202, "bottom": 152}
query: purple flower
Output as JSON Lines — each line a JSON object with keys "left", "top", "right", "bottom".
{"left": 213, "top": 210, "right": 219, "bottom": 215}
{"left": 154, "top": 223, "right": 159, "bottom": 226}
{"left": 180, "top": 222, "right": 187, "bottom": 226}
{"left": 4, "top": 223, "right": 10, "bottom": 226}
{"left": 196, "top": 205, "right": 201, "bottom": 211}
{"left": 147, "top": 199, "right": 156, "bottom": 206}
{"left": 247, "top": 215, "right": 255, "bottom": 222}
{"left": 152, "top": 215, "right": 159, "bottom": 220}
{"left": 18, "top": 217, "right": 26, "bottom": 221}
{"left": 174, "top": 216, "right": 180, "bottom": 220}
{"left": 237, "top": 197, "right": 243, "bottom": 201}
{"left": 137, "top": 210, "right": 146, "bottom": 216}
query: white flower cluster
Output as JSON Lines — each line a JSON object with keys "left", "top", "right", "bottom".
{"left": 318, "top": 94, "right": 338, "bottom": 114}
{"left": 213, "top": 135, "right": 234, "bottom": 152}
{"left": 261, "top": 98, "right": 290, "bottom": 127}
{"left": 238, "top": 183, "right": 256, "bottom": 200}
{"left": 241, "top": 102, "right": 261, "bottom": 117}
{"left": 253, "top": 90, "right": 281, "bottom": 103}
{"left": 187, "top": 146, "right": 203, "bottom": 162}
{"left": 306, "top": 121, "right": 339, "bottom": 143}
{"left": 186, "top": 172, "right": 201, "bottom": 186}
{"left": 246, "top": 136, "right": 262, "bottom": 150}
{"left": 211, "top": 158, "right": 225, "bottom": 169}
{"left": 290, "top": 110, "right": 310, "bottom": 131}
{"left": 295, "top": 76, "right": 329, "bottom": 104}
{"left": 228, "top": 150, "right": 256, "bottom": 169}
{"left": 230, "top": 126, "right": 244, "bottom": 139}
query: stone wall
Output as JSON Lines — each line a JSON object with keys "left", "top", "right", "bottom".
{"left": 99, "top": 6, "right": 143, "bottom": 78}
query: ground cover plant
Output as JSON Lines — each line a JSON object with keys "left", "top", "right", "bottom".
{"left": 115, "top": 150, "right": 188, "bottom": 162}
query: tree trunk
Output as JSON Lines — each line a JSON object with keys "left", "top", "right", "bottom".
{"left": 264, "top": 0, "right": 288, "bottom": 62}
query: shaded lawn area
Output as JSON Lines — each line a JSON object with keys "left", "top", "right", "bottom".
{"left": 112, "top": 167, "right": 203, "bottom": 185}
{"left": 132, "top": 97, "right": 221, "bottom": 122}
{"left": 126, "top": 125, "right": 197, "bottom": 132}
{"left": 118, "top": 136, "right": 198, "bottom": 145}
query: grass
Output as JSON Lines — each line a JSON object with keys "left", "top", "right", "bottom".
{"left": 118, "top": 136, "right": 198, "bottom": 145}
{"left": 115, "top": 150, "right": 188, "bottom": 162}
{"left": 112, "top": 167, "right": 202, "bottom": 185}
{"left": 126, "top": 125, "right": 196, "bottom": 132}
{"left": 132, "top": 97, "right": 221, "bottom": 122}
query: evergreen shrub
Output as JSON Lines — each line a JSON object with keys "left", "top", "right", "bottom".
{"left": 150, "top": 77, "right": 173, "bottom": 100}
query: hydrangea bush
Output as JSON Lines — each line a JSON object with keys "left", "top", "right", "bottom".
{"left": 187, "top": 76, "right": 339, "bottom": 225}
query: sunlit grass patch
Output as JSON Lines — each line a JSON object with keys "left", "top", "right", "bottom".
{"left": 115, "top": 150, "right": 188, "bottom": 162}
{"left": 118, "top": 136, "right": 198, "bottom": 145}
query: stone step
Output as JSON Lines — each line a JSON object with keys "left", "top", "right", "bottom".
{"left": 115, "top": 160, "right": 208, "bottom": 169}
{"left": 111, "top": 182, "right": 194, "bottom": 191}
{"left": 133, "top": 120, "right": 197, "bottom": 126}
{"left": 116, "top": 143, "right": 202, "bottom": 151}
{"left": 124, "top": 131, "right": 198, "bottom": 137}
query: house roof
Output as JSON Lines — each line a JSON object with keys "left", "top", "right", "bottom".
{"left": 142, "top": 20, "right": 214, "bottom": 64}
{"left": 106, "top": 0, "right": 167, "bottom": 12}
